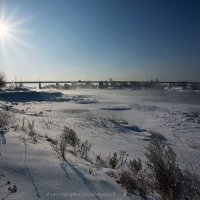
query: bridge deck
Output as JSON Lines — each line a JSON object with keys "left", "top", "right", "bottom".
{"left": 6, "top": 81, "right": 200, "bottom": 84}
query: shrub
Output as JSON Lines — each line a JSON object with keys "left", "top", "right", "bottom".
{"left": 118, "top": 171, "right": 133, "bottom": 189}
{"left": 108, "top": 151, "right": 128, "bottom": 169}
{"left": 182, "top": 170, "right": 200, "bottom": 200}
{"left": 145, "top": 139, "right": 200, "bottom": 200}
{"left": 51, "top": 133, "right": 67, "bottom": 160}
{"left": 117, "top": 158, "right": 148, "bottom": 198}
{"left": 129, "top": 158, "right": 142, "bottom": 175}
{"left": 80, "top": 140, "right": 91, "bottom": 159}
{"left": 145, "top": 139, "right": 183, "bottom": 200}
{"left": 62, "top": 127, "right": 80, "bottom": 154}
{"left": 109, "top": 152, "right": 119, "bottom": 169}
{"left": 26, "top": 120, "right": 37, "bottom": 143}
{"left": 51, "top": 127, "right": 82, "bottom": 160}
{"left": 108, "top": 135, "right": 200, "bottom": 199}
{"left": 20, "top": 120, "right": 38, "bottom": 143}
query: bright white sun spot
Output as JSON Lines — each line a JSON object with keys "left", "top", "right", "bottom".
{"left": 0, "top": 23, "right": 9, "bottom": 38}
{"left": 0, "top": 5, "right": 33, "bottom": 60}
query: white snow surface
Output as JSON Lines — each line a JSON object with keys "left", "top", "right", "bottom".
{"left": 0, "top": 88, "right": 200, "bottom": 199}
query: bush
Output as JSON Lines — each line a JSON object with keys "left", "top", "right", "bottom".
{"left": 117, "top": 158, "right": 148, "bottom": 198}
{"left": 62, "top": 127, "right": 80, "bottom": 154}
{"left": 26, "top": 120, "right": 37, "bottom": 143}
{"left": 145, "top": 139, "right": 200, "bottom": 200}
{"left": 97, "top": 135, "right": 200, "bottom": 199}
{"left": 80, "top": 140, "right": 91, "bottom": 159}
{"left": 108, "top": 151, "right": 128, "bottom": 169}
{"left": 129, "top": 158, "right": 142, "bottom": 175}
{"left": 51, "top": 127, "right": 85, "bottom": 160}
{"left": 182, "top": 170, "right": 200, "bottom": 200}
{"left": 109, "top": 152, "right": 119, "bottom": 169}
{"left": 27, "top": 120, "right": 36, "bottom": 137}
{"left": 145, "top": 139, "right": 183, "bottom": 200}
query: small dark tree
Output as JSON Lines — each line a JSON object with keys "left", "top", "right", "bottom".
{"left": 0, "top": 72, "right": 6, "bottom": 91}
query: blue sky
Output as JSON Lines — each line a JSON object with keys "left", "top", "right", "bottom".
{"left": 0, "top": 0, "right": 200, "bottom": 81}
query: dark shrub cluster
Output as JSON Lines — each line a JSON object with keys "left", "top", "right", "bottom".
{"left": 118, "top": 158, "right": 148, "bottom": 198}
{"left": 51, "top": 126, "right": 91, "bottom": 160}
{"left": 115, "top": 138, "right": 200, "bottom": 200}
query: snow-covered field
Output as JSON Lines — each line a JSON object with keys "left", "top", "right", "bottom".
{"left": 0, "top": 88, "right": 200, "bottom": 199}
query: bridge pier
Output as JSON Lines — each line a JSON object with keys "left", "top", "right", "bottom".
{"left": 99, "top": 81, "right": 103, "bottom": 88}
{"left": 169, "top": 82, "right": 175, "bottom": 88}
{"left": 182, "top": 82, "right": 187, "bottom": 89}
{"left": 39, "top": 82, "right": 42, "bottom": 89}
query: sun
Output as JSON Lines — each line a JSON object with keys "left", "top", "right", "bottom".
{"left": 0, "top": 23, "right": 9, "bottom": 38}
{"left": 0, "top": 5, "right": 33, "bottom": 56}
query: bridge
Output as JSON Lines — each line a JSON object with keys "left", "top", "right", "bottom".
{"left": 5, "top": 81, "right": 200, "bottom": 89}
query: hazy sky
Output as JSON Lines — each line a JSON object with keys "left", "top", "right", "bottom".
{"left": 0, "top": 0, "right": 200, "bottom": 81}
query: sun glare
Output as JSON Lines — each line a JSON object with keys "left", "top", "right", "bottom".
{"left": 0, "top": 5, "right": 33, "bottom": 59}
{"left": 0, "top": 23, "right": 9, "bottom": 38}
